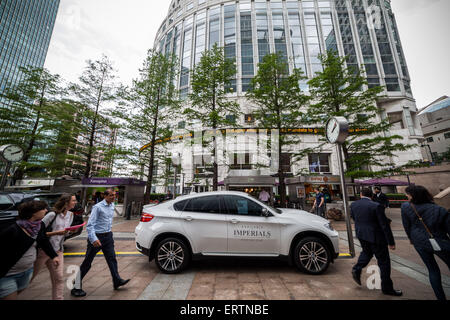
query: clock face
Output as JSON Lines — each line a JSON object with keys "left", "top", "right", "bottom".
{"left": 2, "top": 145, "right": 24, "bottom": 162}
{"left": 326, "top": 118, "right": 340, "bottom": 144}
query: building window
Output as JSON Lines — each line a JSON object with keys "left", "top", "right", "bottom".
{"left": 230, "top": 153, "right": 252, "bottom": 170}
{"left": 427, "top": 137, "right": 434, "bottom": 143}
{"left": 388, "top": 112, "right": 404, "bottom": 130}
{"left": 245, "top": 114, "right": 255, "bottom": 124}
{"left": 444, "top": 132, "right": 450, "bottom": 140}
{"left": 226, "top": 114, "right": 236, "bottom": 124}
{"left": 309, "top": 154, "right": 331, "bottom": 174}
{"left": 403, "top": 107, "right": 416, "bottom": 136}
{"left": 280, "top": 153, "right": 292, "bottom": 173}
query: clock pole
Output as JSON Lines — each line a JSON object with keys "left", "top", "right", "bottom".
{"left": 336, "top": 143, "right": 355, "bottom": 258}
{"left": 326, "top": 117, "right": 355, "bottom": 258}
{"left": 0, "top": 161, "right": 11, "bottom": 191}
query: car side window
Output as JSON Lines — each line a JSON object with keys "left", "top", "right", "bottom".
{"left": 173, "top": 199, "right": 189, "bottom": 211}
{"left": 183, "top": 196, "right": 221, "bottom": 214}
{"left": 224, "top": 195, "right": 263, "bottom": 217}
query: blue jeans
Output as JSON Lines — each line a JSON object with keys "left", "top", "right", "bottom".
{"left": 415, "top": 246, "right": 450, "bottom": 301}
{"left": 0, "top": 268, "right": 33, "bottom": 298}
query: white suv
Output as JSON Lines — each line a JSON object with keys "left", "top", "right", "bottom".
{"left": 135, "top": 191, "right": 339, "bottom": 274}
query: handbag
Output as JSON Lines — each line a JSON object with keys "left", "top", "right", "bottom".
{"left": 409, "top": 203, "right": 441, "bottom": 252}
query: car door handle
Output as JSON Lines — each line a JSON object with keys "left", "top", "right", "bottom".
{"left": 230, "top": 219, "right": 240, "bottom": 224}
{"left": 184, "top": 216, "right": 194, "bottom": 222}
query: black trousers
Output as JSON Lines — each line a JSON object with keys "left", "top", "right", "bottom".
{"left": 76, "top": 232, "right": 121, "bottom": 288}
{"left": 352, "top": 239, "right": 394, "bottom": 292}
{"left": 415, "top": 246, "right": 450, "bottom": 301}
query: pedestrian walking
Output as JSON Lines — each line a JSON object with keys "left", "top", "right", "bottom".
{"left": 258, "top": 189, "right": 270, "bottom": 204}
{"left": 350, "top": 188, "right": 403, "bottom": 296}
{"left": 31, "top": 194, "right": 79, "bottom": 300}
{"left": 71, "top": 189, "right": 130, "bottom": 297}
{"left": 401, "top": 185, "right": 450, "bottom": 301}
{"left": 312, "top": 188, "right": 326, "bottom": 218}
{"left": 0, "top": 201, "right": 59, "bottom": 300}
{"left": 373, "top": 186, "right": 390, "bottom": 209}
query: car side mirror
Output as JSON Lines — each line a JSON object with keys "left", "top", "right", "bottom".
{"left": 262, "top": 208, "right": 271, "bottom": 218}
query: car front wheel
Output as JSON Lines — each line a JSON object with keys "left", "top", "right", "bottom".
{"left": 294, "top": 237, "right": 331, "bottom": 275}
{"left": 155, "top": 238, "right": 190, "bottom": 274}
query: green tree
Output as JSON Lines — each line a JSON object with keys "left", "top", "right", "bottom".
{"left": 117, "top": 50, "right": 180, "bottom": 204}
{"left": 307, "top": 51, "right": 415, "bottom": 178}
{"left": 0, "top": 66, "right": 67, "bottom": 181}
{"left": 70, "top": 55, "right": 119, "bottom": 179}
{"left": 246, "top": 53, "right": 311, "bottom": 208}
{"left": 184, "top": 44, "right": 240, "bottom": 191}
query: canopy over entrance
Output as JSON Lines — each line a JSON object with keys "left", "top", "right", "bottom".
{"left": 355, "top": 178, "right": 409, "bottom": 186}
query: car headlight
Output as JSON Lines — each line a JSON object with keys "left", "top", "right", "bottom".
{"left": 324, "top": 222, "right": 335, "bottom": 231}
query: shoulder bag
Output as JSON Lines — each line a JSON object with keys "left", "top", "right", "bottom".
{"left": 409, "top": 203, "right": 441, "bottom": 252}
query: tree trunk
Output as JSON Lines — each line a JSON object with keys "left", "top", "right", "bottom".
{"left": 84, "top": 73, "right": 105, "bottom": 179}
{"left": 212, "top": 91, "right": 218, "bottom": 191}
{"left": 278, "top": 134, "right": 287, "bottom": 209}
{"left": 144, "top": 94, "right": 160, "bottom": 204}
{"left": 14, "top": 88, "right": 45, "bottom": 182}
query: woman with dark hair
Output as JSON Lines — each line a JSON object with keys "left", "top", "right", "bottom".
{"left": 0, "top": 201, "right": 59, "bottom": 300}
{"left": 401, "top": 185, "right": 450, "bottom": 300}
{"left": 31, "top": 193, "right": 78, "bottom": 300}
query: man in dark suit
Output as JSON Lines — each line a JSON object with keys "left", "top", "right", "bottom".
{"left": 351, "top": 188, "right": 402, "bottom": 296}
{"left": 372, "top": 186, "right": 389, "bottom": 208}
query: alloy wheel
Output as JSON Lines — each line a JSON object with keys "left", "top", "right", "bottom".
{"left": 298, "top": 241, "right": 329, "bottom": 273}
{"left": 157, "top": 241, "right": 185, "bottom": 272}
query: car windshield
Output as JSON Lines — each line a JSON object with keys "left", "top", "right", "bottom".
{"left": 0, "top": 195, "right": 14, "bottom": 211}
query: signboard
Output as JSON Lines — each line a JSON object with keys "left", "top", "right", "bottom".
{"left": 296, "top": 186, "right": 306, "bottom": 198}
{"left": 82, "top": 178, "right": 146, "bottom": 186}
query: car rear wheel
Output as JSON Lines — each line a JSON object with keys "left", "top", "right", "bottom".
{"left": 294, "top": 237, "right": 331, "bottom": 275}
{"left": 155, "top": 238, "right": 190, "bottom": 274}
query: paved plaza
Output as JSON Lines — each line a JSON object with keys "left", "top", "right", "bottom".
{"left": 19, "top": 209, "right": 450, "bottom": 300}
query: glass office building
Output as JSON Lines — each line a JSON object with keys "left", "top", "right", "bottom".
{"left": 0, "top": 0, "right": 60, "bottom": 106}
{"left": 152, "top": 0, "right": 424, "bottom": 194}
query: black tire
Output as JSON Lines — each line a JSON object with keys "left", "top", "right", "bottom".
{"left": 155, "top": 237, "right": 191, "bottom": 274}
{"left": 293, "top": 237, "right": 331, "bottom": 275}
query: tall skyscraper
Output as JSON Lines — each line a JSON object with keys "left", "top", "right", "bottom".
{"left": 0, "top": 0, "right": 60, "bottom": 106}
{"left": 152, "top": 0, "right": 425, "bottom": 195}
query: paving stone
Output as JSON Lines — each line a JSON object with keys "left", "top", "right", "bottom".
{"left": 214, "top": 289, "right": 239, "bottom": 300}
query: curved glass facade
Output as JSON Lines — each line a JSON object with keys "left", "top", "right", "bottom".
{"left": 156, "top": 0, "right": 412, "bottom": 97}
{"left": 151, "top": 0, "right": 423, "bottom": 194}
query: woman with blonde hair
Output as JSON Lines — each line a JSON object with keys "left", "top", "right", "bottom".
{"left": 31, "top": 193, "right": 78, "bottom": 300}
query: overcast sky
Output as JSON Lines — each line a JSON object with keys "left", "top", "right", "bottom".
{"left": 44, "top": 0, "right": 450, "bottom": 109}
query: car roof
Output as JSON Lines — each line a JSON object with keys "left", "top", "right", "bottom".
{"left": 172, "top": 191, "right": 254, "bottom": 202}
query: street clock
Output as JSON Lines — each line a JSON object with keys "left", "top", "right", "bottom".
{"left": 0, "top": 144, "right": 25, "bottom": 163}
{"left": 326, "top": 117, "right": 349, "bottom": 144}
